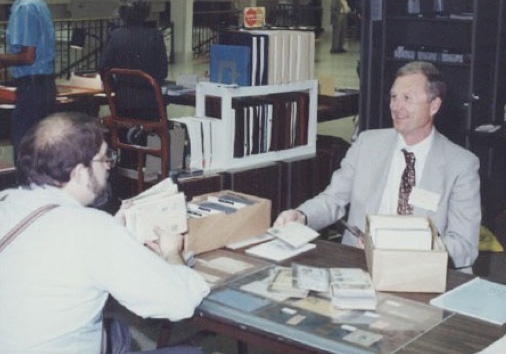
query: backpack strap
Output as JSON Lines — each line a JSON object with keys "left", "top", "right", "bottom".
{"left": 0, "top": 204, "right": 59, "bottom": 254}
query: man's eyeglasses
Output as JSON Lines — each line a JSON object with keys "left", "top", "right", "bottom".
{"left": 91, "top": 149, "right": 119, "bottom": 168}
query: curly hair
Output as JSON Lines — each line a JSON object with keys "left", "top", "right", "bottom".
{"left": 118, "top": 0, "right": 151, "bottom": 25}
{"left": 16, "top": 112, "right": 104, "bottom": 188}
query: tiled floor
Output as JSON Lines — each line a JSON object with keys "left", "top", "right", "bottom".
{"left": 105, "top": 31, "right": 506, "bottom": 353}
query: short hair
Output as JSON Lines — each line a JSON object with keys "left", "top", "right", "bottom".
{"left": 118, "top": 0, "right": 151, "bottom": 25}
{"left": 395, "top": 61, "right": 447, "bottom": 102}
{"left": 16, "top": 112, "right": 104, "bottom": 188}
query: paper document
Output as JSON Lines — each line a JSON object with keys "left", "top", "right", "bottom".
{"left": 124, "top": 177, "right": 178, "bottom": 203}
{"left": 123, "top": 178, "right": 186, "bottom": 243}
{"left": 246, "top": 239, "right": 316, "bottom": 262}
{"left": 430, "top": 277, "right": 506, "bottom": 325}
{"left": 367, "top": 215, "right": 432, "bottom": 250}
{"left": 267, "top": 222, "right": 319, "bottom": 248}
{"left": 268, "top": 267, "right": 309, "bottom": 298}
{"left": 226, "top": 234, "right": 274, "bottom": 250}
{"left": 124, "top": 192, "right": 187, "bottom": 243}
{"left": 292, "top": 263, "right": 330, "bottom": 292}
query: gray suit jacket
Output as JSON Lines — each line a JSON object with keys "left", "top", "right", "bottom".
{"left": 298, "top": 128, "right": 481, "bottom": 269}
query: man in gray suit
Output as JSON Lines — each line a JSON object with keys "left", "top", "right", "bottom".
{"left": 275, "top": 61, "right": 480, "bottom": 273}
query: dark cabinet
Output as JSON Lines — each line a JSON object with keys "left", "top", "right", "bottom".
{"left": 360, "top": 0, "right": 506, "bottom": 147}
{"left": 222, "top": 163, "right": 283, "bottom": 223}
{"left": 315, "top": 135, "right": 350, "bottom": 195}
{"left": 177, "top": 174, "right": 223, "bottom": 201}
{"left": 280, "top": 135, "right": 351, "bottom": 211}
{"left": 280, "top": 156, "right": 317, "bottom": 211}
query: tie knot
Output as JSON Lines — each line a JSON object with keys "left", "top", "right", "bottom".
{"left": 401, "top": 148, "right": 415, "bottom": 166}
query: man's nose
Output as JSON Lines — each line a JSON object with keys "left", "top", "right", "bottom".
{"left": 391, "top": 99, "right": 403, "bottom": 111}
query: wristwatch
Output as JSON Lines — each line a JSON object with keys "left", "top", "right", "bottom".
{"left": 296, "top": 209, "right": 308, "bottom": 225}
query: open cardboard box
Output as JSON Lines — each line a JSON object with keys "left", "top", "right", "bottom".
{"left": 184, "top": 190, "right": 271, "bottom": 255}
{"left": 364, "top": 215, "right": 448, "bottom": 293}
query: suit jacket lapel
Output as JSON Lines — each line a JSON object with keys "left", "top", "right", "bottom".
{"left": 414, "top": 130, "right": 446, "bottom": 216}
{"left": 365, "top": 132, "right": 398, "bottom": 214}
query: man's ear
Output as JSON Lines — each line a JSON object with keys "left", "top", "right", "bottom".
{"left": 430, "top": 97, "right": 442, "bottom": 117}
{"left": 70, "top": 163, "right": 88, "bottom": 186}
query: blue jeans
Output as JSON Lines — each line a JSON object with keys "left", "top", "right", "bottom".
{"left": 10, "top": 75, "right": 56, "bottom": 158}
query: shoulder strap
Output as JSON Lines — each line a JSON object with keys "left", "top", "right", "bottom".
{"left": 0, "top": 204, "right": 59, "bottom": 254}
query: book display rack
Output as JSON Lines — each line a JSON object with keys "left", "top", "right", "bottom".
{"left": 191, "top": 80, "right": 318, "bottom": 171}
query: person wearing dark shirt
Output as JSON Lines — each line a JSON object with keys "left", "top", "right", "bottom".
{"left": 100, "top": 0, "right": 168, "bottom": 120}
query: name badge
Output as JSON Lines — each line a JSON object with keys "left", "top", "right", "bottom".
{"left": 409, "top": 187, "right": 440, "bottom": 212}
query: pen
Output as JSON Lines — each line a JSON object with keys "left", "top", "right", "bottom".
{"left": 339, "top": 219, "right": 366, "bottom": 239}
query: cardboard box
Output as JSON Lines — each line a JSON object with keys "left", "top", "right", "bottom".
{"left": 364, "top": 216, "right": 448, "bottom": 293}
{"left": 184, "top": 190, "right": 271, "bottom": 255}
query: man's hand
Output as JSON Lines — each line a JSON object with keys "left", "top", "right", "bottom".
{"left": 356, "top": 236, "right": 365, "bottom": 249}
{"left": 114, "top": 200, "right": 133, "bottom": 226}
{"left": 273, "top": 209, "right": 306, "bottom": 228}
{"left": 145, "top": 226, "right": 184, "bottom": 265}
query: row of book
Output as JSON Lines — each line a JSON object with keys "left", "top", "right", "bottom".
{"left": 171, "top": 91, "right": 310, "bottom": 170}
{"left": 232, "top": 92, "right": 309, "bottom": 157}
{"left": 210, "top": 29, "right": 315, "bottom": 87}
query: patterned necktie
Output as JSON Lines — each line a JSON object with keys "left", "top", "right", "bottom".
{"left": 397, "top": 149, "right": 416, "bottom": 215}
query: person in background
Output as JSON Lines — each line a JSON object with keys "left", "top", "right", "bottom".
{"left": 0, "top": 0, "right": 56, "bottom": 158}
{"left": 330, "top": 0, "right": 350, "bottom": 53}
{"left": 275, "top": 61, "right": 481, "bottom": 273}
{"left": 100, "top": 0, "right": 168, "bottom": 120}
{"left": 0, "top": 112, "right": 209, "bottom": 353}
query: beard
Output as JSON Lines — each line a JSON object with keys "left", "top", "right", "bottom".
{"left": 88, "top": 169, "right": 110, "bottom": 208}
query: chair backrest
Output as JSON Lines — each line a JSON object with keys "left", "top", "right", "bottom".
{"left": 102, "top": 68, "right": 169, "bottom": 193}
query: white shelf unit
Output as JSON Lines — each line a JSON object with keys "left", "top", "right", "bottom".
{"left": 195, "top": 80, "right": 318, "bottom": 171}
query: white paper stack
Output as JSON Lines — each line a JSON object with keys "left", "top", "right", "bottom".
{"left": 330, "top": 268, "right": 377, "bottom": 310}
{"left": 368, "top": 215, "right": 432, "bottom": 250}
{"left": 245, "top": 239, "right": 316, "bottom": 262}
{"left": 123, "top": 178, "right": 187, "bottom": 243}
{"left": 245, "top": 222, "right": 319, "bottom": 262}
{"left": 267, "top": 222, "right": 319, "bottom": 248}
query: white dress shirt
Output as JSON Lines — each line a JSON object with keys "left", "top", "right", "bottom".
{"left": 0, "top": 186, "right": 210, "bottom": 354}
{"left": 378, "top": 128, "right": 435, "bottom": 214}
